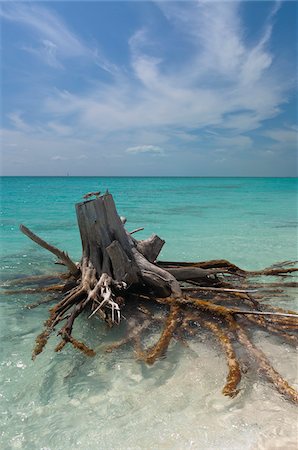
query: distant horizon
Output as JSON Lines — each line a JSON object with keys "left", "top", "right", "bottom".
{"left": 1, "top": 175, "right": 297, "bottom": 179}
{"left": 1, "top": 1, "right": 297, "bottom": 176}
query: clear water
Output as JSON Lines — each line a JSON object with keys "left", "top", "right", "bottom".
{"left": 0, "top": 177, "right": 297, "bottom": 449}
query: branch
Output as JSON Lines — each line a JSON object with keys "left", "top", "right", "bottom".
{"left": 232, "top": 310, "right": 298, "bottom": 319}
{"left": 129, "top": 227, "right": 144, "bottom": 235}
{"left": 20, "top": 224, "right": 80, "bottom": 277}
{"left": 182, "top": 286, "right": 258, "bottom": 294}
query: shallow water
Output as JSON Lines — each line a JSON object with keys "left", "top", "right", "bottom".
{"left": 0, "top": 177, "right": 297, "bottom": 449}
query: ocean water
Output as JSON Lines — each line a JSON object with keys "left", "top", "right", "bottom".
{"left": 0, "top": 177, "right": 297, "bottom": 450}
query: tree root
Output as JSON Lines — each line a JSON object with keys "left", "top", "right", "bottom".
{"left": 137, "top": 305, "right": 181, "bottom": 364}
{"left": 243, "top": 315, "right": 298, "bottom": 346}
{"left": 199, "top": 318, "right": 241, "bottom": 397}
{"left": 229, "top": 319, "right": 298, "bottom": 404}
{"left": 26, "top": 296, "right": 59, "bottom": 310}
{"left": 105, "top": 318, "right": 151, "bottom": 353}
{"left": 1, "top": 284, "right": 67, "bottom": 295}
{"left": 2, "top": 273, "right": 63, "bottom": 287}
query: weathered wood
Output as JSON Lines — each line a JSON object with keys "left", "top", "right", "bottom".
{"left": 106, "top": 240, "right": 139, "bottom": 284}
{"left": 76, "top": 195, "right": 136, "bottom": 277}
{"left": 166, "top": 266, "right": 214, "bottom": 281}
{"left": 132, "top": 248, "right": 181, "bottom": 297}
{"left": 19, "top": 225, "right": 79, "bottom": 277}
{"left": 75, "top": 194, "right": 181, "bottom": 297}
{"left": 129, "top": 227, "right": 144, "bottom": 235}
{"left": 135, "top": 234, "right": 165, "bottom": 262}
{"left": 157, "top": 259, "right": 244, "bottom": 273}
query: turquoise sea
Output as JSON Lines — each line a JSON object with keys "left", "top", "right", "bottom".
{"left": 0, "top": 177, "right": 297, "bottom": 449}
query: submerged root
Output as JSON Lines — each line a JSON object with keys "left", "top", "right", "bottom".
{"left": 2, "top": 273, "right": 63, "bottom": 287}
{"left": 244, "top": 315, "right": 298, "bottom": 346}
{"left": 32, "top": 329, "right": 51, "bottom": 360}
{"left": 175, "top": 296, "right": 235, "bottom": 319}
{"left": 105, "top": 318, "right": 151, "bottom": 353}
{"left": 199, "top": 319, "right": 241, "bottom": 397}
{"left": 230, "top": 319, "right": 298, "bottom": 404}
{"left": 2, "top": 284, "right": 67, "bottom": 295}
{"left": 138, "top": 304, "right": 181, "bottom": 364}
{"left": 68, "top": 337, "right": 96, "bottom": 357}
{"left": 26, "top": 296, "right": 58, "bottom": 309}
{"left": 55, "top": 340, "right": 67, "bottom": 353}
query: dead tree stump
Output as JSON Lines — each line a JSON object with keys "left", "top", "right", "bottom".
{"left": 16, "top": 191, "right": 298, "bottom": 404}
{"left": 76, "top": 193, "right": 181, "bottom": 298}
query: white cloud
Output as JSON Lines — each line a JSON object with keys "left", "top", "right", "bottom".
{"left": 263, "top": 127, "right": 297, "bottom": 144}
{"left": 1, "top": 3, "right": 84, "bottom": 55}
{"left": 0, "top": 3, "right": 114, "bottom": 72}
{"left": 126, "top": 145, "right": 164, "bottom": 155}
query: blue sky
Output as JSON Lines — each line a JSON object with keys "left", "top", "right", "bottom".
{"left": 1, "top": 1, "right": 297, "bottom": 176}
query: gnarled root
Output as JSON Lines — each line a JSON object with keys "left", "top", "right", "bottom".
{"left": 32, "top": 259, "right": 127, "bottom": 358}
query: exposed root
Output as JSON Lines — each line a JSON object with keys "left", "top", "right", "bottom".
{"left": 233, "top": 310, "right": 298, "bottom": 320}
{"left": 267, "top": 305, "right": 298, "bottom": 320}
{"left": 181, "top": 285, "right": 257, "bottom": 294}
{"left": 158, "top": 259, "right": 244, "bottom": 274}
{"left": 249, "top": 267, "right": 298, "bottom": 276}
{"left": 87, "top": 273, "right": 125, "bottom": 324}
{"left": 158, "top": 259, "right": 298, "bottom": 277}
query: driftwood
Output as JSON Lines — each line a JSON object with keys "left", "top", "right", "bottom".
{"left": 5, "top": 192, "right": 297, "bottom": 404}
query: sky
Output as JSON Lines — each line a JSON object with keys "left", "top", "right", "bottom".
{"left": 1, "top": 0, "right": 297, "bottom": 176}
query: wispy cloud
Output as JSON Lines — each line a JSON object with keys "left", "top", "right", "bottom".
{"left": 40, "top": 1, "right": 290, "bottom": 139}
{"left": 7, "top": 111, "right": 31, "bottom": 132}
{"left": 126, "top": 145, "right": 165, "bottom": 155}
{"left": 263, "top": 126, "right": 297, "bottom": 144}
{"left": 1, "top": 1, "right": 296, "bottom": 176}
{"left": 0, "top": 2, "right": 115, "bottom": 72}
